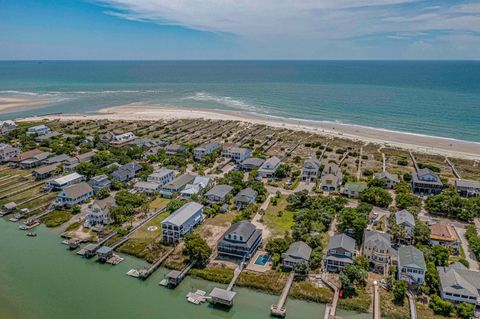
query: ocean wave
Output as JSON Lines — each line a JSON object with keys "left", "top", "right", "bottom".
{"left": 182, "top": 92, "right": 257, "bottom": 112}
{"left": 0, "top": 89, "right": 168, "bottom": 97}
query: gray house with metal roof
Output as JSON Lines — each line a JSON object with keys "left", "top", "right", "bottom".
{"left": 240, "top": 157, "right": 265, "bottom": 171}
{"left": 234, "top": 188, "right": 258, "bottom": 210}
{"left": 161, "top": 202, "right": 204, "bottom": 244}
{"left": 194, "top": 141, "right": 221, "bottom": 160}
{"left": 204, "top": 184, "right": 234, "bottom": 203}
{"left": 258, "top": 156, "right": 281, "bottom": 178}
{"left": 217, "top": 221, "right": 262, "bottom": 261}
{"left": 324, "top": 234, "right": 355, "bottom": 272}
{"left": 373, "top": 171, "right": 399, "bottom": 189}
{"left": 160, "top": 173, "right": 195, "bottom": 198}
{"left": 437, "top": 262, "right": 480, "bottom": 305}
{"left": 455, "top": 179, "right": 480, "bottom": 198}
{"left": 395, "top": 209, "right": 416, "bottom": 240}
{"left": 282, "top": 241, "right": 312, "bottom": 270}
{"left": 301, "top": 158, "right": 321, "bottom": 182}
{"left": 397, "top": 246, "right": 426, "bottom": 284}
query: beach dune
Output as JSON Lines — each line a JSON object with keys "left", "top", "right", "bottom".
{"left": 20, "top": 103, "right": 480, "bottom": 160}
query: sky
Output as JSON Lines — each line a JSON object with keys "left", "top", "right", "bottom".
{"left": 0, "top": 0, "right": 479, "bottom": 60}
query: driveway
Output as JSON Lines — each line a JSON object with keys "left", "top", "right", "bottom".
{"left": 455, "top": 225, "right": 479, "bottom": 271}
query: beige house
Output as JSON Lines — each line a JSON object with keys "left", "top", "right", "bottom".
{"left": 362, "top": 230, "right": 393, "bottom": 275}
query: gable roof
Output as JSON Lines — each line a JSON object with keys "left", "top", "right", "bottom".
{"left": 205, "top": 184, "right": 234, "bottom": 198}
{"left": 234, "top": 187, "right": 258, "bottom": 202}
{"left": 455, "top": 179, "right": 480, "bottom": 189}
{"left": 327, "top": 234, "right": 355, "bottom": 252}
{"left": 343, "top": 182, "right": 368, "bottom": 192}
{"left": 363, "top": 230, "right": 391, "bottom": 250}
{"left": 162, "top": 202, "right": 203, "bottom": 227}
{"left": 374, "top": 171, "right": 399, "bottom": 182}
{"left": 260, "top": 156, "right": 281, "bottom": 169}
{"left": 437, "top": 263, "right": 480, "bottom": 298}
{"left": 163, "top": 173, "right": 195, "bottom": 190}
{"left": 241, "top": 157, "right": 265, "bottom": 167}
{"left": 303, "top": 158, "right": 321, "bottom": 169}
{"left": 398, "top": 246, "right": 426, "bottom": 270}
{"left": 396, "top": 209, "right": 415, "bottom": 227}
{"left": 430, "top": 223, "right": 458, "bottom": 243}
{"left": 284, "top": 241, "right": 312, "bottom": 261}
{"left": 93, "top": 196, "right": 115, "bottom": 211}
{"left": 222, "top": 220, "right": 259, "bottom": 245}
{"left": 61, "top": 182, "right": 93, "bottom": 198}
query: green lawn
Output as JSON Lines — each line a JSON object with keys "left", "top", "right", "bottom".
{"left": 149, "top": 197, "right": 171, "bottom": 211}
{"left": 262, "top": 195, "right": 294, "bottom": 237}
{"left": 41, "top": 210, "right": 72, "bottom": 227}
{"left": 132, "top": 210, "right": 170, "bottom": 239}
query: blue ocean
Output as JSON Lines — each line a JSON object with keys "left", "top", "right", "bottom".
{"left": 0, "top": 61, "right": 479, "bottom": 142}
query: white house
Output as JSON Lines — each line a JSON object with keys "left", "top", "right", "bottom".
{"left": 0, "top": 143, "right": 20, "bottom": 162}
{"left": 437, "top": 262, "right": 480, "bottom": 306}
{"left": 301, "top": 158, "right": 321, "bottom": 182}
{"left": 83, "top": 196, "right": 115, "bottom": 230}
{"left": 180, "top": 176, "right": 212, "bottom": 199}
{"left": 111, "top": 132, "right": 136, "bottom": 145}
{"left": 45, "top": 172, "right": 85, "bottom": 190}
{"left": 222, "top": 146, "right": 251, "bottom": 164}
{"left": 397, "top": 246, "right": 426, "bottom": 284}
{"left": 194, "top": 141, "right": 221, "bottom": 160}
{"left": 147, "top": 168, "right": 175, "bottom": 187}
{"left": 26, "top": 124, "right": 50, "bottom": 136}
{"left": 55, "top": 182, "right": 94, "bottom": 208}
{"left": 161, "top": 202, "right": 204, "bottom": 244}
{"left": 0, "top": 120, "right": 17, "bottom": 135}
{"left": 320, "top": 163, "right": 343, "bottom": 192}
{"left": 258, "top": 156, "right": 281, "bottom": 178}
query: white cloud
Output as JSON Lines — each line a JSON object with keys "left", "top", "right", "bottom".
{"left": 93, "top": 0, "right": 480, "bottom": 57}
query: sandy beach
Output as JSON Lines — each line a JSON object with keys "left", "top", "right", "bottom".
{"left": 0, "top": 97, "right": 49, "bottom": 114}
{"left": 19, "top": 103, "right": 480, "bottom": 160}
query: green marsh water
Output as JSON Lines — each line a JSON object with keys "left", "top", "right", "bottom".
{"left": 0, "top": 220, "right": 371, "bottom": 319}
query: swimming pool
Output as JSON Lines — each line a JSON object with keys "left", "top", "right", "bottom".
{"left": 254, "top": 254, "right": 270, "bottom": 266}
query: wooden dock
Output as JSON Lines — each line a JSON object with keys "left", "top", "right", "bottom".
{"left": 321, "top": 274, "right": 341, "bottom": 319}
{"left": 136, "top": 248, "right": 175, "bottom": 280}
{"left": 165, "top": 259, "right": 196, "bottom": 287}
{"left": 208, "top": 262, "right": 245, "bottom": 307}
{"left": 270, "top": 272, "right": 295, "bottom": 317}
{"left": 373, "top": 282, "right": 381, "bottom": 319}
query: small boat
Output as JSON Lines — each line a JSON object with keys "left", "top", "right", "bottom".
{"left": 26, "top": 232, "right": 37, "bottom": 237}
{"left": 187, "top": 296, "right": 201, "bottom": 305}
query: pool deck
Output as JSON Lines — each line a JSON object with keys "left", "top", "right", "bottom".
{"left": 246, "top": 250, "right": 272, "bottom": 273}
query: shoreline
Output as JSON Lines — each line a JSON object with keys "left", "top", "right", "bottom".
{"left": 19, "top": 103, "right": 480, "bottom": 160}
{"left": 0, "top": 97, "right": 50, "bottom": 113}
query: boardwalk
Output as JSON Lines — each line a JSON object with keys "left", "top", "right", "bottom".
{"left": 406, "top": 291, "right": 417, "bottom": 319}
{"left": 445, "top": 157, "right": 461, "bottom": 179}
{"left": 373, "top": 283, "right": 380, "bottom": 319}
{"left": 356, "top": 146, "right": 363, "bottom": 181}
{"left": 321, "top": 274, "right": 340, "bottom": 318}
{"left": 409, "top": 151, "right": 419, "bottom": 172}
{"left": 270, "top": 272, "right": 295, "bottom": 317}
